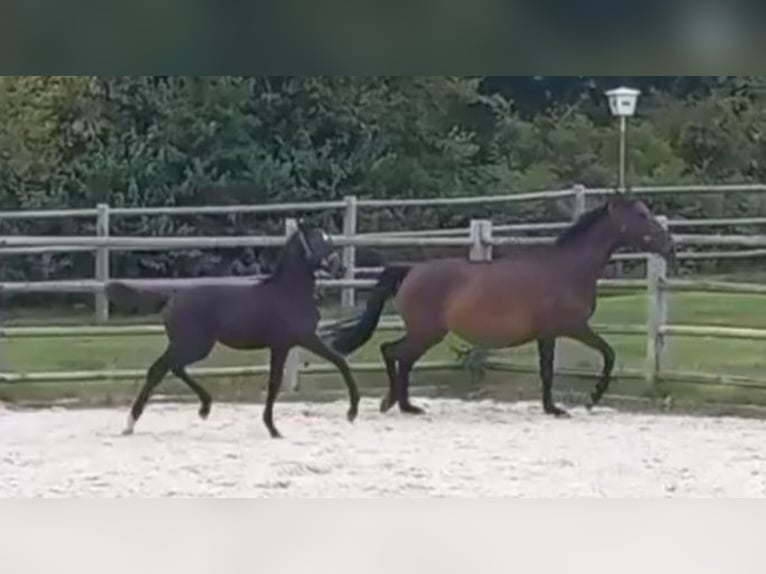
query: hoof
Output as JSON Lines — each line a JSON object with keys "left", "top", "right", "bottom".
{"left": 587, "top": 393, "right": 604, "bottom": 412}
{"left": 269, "top": 431, "right": 283, "bottom": 439}
{"left": 400, "top": 403, "right": 425, "bottom": 415}
{"left": 544, "top": 406, "right": 570, "bottom": 418}
{"left": 347, "top": 406, "right": 358, "bottom": 423}
{"left": 199, "top": 403, "right": 211, "bottom": 420}
{"left": 380, "top": 394, "right": 395, "bottom": 413}
{"left": 122, "top": 414, "right": 137, "bottom": 435}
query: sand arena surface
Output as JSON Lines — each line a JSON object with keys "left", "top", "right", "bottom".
{"left": 1, "top": 398, "right": 765, "bottom": 497}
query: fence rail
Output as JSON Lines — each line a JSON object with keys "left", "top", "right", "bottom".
{"left": 4, "top": 183, "right": 766, "bottom": 397}
{"left": 3, "top": 233, "right": 766, "bottom": 295}
{"left": 7, "top": 231, "right": 766, "bottom": 250}
{"left": 0, "top": 320, "right": 651, "bottom": 339}
{"left": 3, "top": 182, "right": 766, "bottom": 220}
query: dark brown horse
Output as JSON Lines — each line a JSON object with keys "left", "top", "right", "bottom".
{"left": 330, "top": 196, "right": 676, "bottom": 417}
{"left": 106, "top": 222, "right": 360, "bottom": 438}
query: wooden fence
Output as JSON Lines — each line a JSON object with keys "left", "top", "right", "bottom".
{"left": 4, "top": 183, "right": 766, "bottom": 394}
{"left": 4, "top": 182, "right": 766, "bottom": 321}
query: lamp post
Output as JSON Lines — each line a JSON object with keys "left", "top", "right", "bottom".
{"left": 605, "top": 86, "right": 641, "bottom": 192}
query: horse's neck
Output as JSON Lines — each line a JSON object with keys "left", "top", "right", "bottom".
{"left": 556, "top": 219, "right": 618, "bottom": 284}
{"left": 269, "top": 249, "right": 317, "bottom": 297}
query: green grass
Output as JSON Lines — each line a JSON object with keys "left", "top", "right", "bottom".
{"left": 4, "top": 291, "right": 766, "bottom": 410}
{"left": 9, "top": 291, "right": 766, "bottom": 374}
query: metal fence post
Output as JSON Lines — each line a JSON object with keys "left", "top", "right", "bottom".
{"left": 284, "top": 217, "right": 301, "bottom": 392}
{"left": 341, "top": 195, "right": 357, "bottom": 313}
{"left": 572, "top": 184, "right": 586, "bottom": 220}
{"left": 469, "top": 219, "right": 493, "bottom": 262}
{"left": 646, "top": 215, "right": 668, "bottom": 386}
{"left": 95, "top": 203, "right": 111, "bottom": 323}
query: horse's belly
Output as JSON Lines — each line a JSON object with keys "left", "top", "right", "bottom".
{"left": 445, "top": 294, "right": 535, "bottom": 348}
{"left": 219, "top": 337, "right": 266, "bottom": 350}
{"left": 451, "top": 323, "right": 535, "bottom": 348}
{"left": 213, "top": 311, "right": 274, "bottom": 350}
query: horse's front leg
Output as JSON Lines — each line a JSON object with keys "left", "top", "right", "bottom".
{"left": 263, "top": 346, "right": 289, "bottom": 438}
{"left": 568, "top": 326, "right": 615, "bottom": 409}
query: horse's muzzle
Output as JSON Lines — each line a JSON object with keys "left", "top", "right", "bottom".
{"left": 320, "top": 252, "right": 345, "bottom": 278}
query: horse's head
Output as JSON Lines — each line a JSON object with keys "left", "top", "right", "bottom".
{"left": 295, "top": 221, "right": 345, "bottom": 278}
{"left": 608, "top": 197, "right": 677, "bottom": 268}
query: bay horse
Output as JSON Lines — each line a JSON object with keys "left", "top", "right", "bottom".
{"left": 106, "top": 221, "right": 360, "bottom": 438}
{"left": 330, "top": 196, "right": 676, "bottom": 417}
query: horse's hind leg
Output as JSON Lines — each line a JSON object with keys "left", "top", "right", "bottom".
{"left": 171, "top": 367, "right": 213, "bottom": 419}
{"left": 124, "top": 334, "right": 215, "bottom": 435}
{"left": 123, "top": 349, "right": 171, "bottom": 435}
{"left": 379, "top": 336, "right": 405, "bottom": 413}
{"left": 298, "top": 333, "right": 360, "bottom": 423}
{"left": 165, "top": 333, "right": 215, "bottom": 419}
{"left": 537, "top": 338, "right": 569, "bottom": 418}
{"left": 381, "top": 332, "right": 444, "bottom": 415}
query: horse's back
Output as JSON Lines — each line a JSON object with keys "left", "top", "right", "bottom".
{"left": 396, "top": 255, "right": 552, "bottom": 306}
{"left": 396, "top": 258, "right": 469, "bottom": 299}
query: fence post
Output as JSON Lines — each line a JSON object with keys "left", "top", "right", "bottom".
{"left": 645, "top": 215, "right": 668, "bottom": 386}
{"left": 572, "top": 184, "right": 586, "bottom": 220}
{"left": 469, "top": 219, "right": 493, "bottom": 262}
{"left": 284, "top": 217, "right": 301, "bottom": 392}
{"left": 341, "top": 195, "right": 357, "bottom": 313}
{"left": 95, "top": 203, "right": 111, "bottom": 323}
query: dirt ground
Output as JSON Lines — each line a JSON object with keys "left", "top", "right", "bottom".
{"left": 1, "top": 398, "right": 765, "bottom": 497}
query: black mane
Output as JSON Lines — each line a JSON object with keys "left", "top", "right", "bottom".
{"left": 554, "top": 203, "right": 610, "bottom": 246}
{"left": 262, "top": 230, "right": 306, "bottom": 284}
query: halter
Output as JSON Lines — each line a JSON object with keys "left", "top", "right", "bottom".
{"left": 296, "top": 228, "right": 333, "bottom": 263}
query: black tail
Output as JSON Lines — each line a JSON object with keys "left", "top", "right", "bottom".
{"left": 330, "top": 264, "right": 411, "bottom": 355}
{"left": 105, "top": 281, "right": 171, "bottom": 315}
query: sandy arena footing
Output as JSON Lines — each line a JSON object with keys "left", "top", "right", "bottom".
{"left": 1, "top": 398, "right": 765, "bottom": 496}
